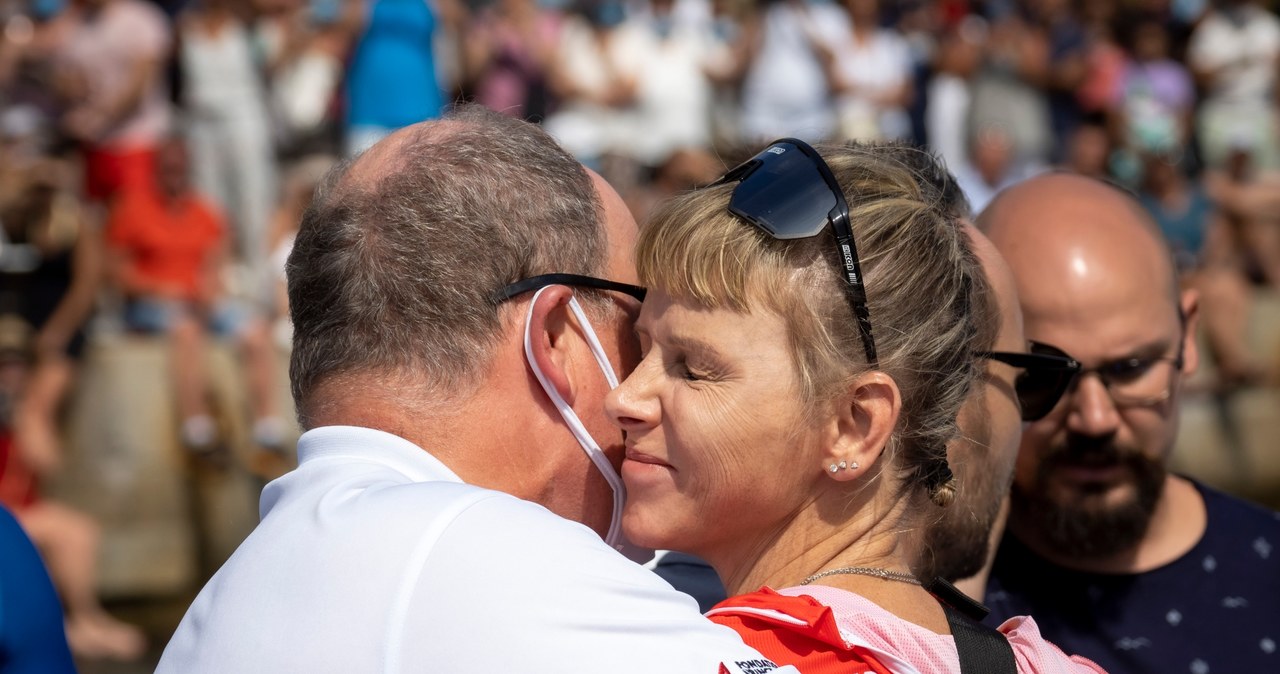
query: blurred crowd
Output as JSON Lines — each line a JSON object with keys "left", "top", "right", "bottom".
{"left": 1, "top": 0, "right": 1280, "bottom": 663}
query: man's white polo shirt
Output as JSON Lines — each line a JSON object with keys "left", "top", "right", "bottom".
{"left": 157, "top": 426, "right": 791, "bottom": 673}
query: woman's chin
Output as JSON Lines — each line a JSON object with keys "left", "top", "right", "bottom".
{"left": 621, "top": 508, "right": 690, "bottom": 553}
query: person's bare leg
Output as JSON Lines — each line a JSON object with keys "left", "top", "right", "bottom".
{"left": 171, "top": 313, "right": 215, "bottom": 449}
{"left": 1196, "top": 268, "right": 1261, "bottom": 387}
{"left": 13, "top": 357, "right": 72, "bottom": 475}
{"left": 1241, "top": 218, "right": 1280, "bottom": 287}
{"left": 16, "top": 502, "right": 147, "bottom": 660}
{"left": 239, "top": 318, "right": 285, "bottom": 449}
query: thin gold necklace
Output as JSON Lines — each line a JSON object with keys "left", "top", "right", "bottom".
{"left": 800, "top": 566, "right": 922, "bottom": 586}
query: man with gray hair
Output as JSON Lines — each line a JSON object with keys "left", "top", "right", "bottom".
{"left": 157, "top": 105, "right": 794, "bottom": 673}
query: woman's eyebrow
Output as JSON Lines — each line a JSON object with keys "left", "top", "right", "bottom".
{"left": 665, "top": 333, "right": 723, "bottom": 360}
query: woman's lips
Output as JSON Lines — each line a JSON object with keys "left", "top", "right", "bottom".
{"left": 624, "top": 447, "right": 673, "bottom": 469}
{"left": 622, "top": 448, "right": 676, "bottom": 486}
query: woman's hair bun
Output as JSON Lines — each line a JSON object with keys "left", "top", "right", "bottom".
{"left": 925, "top": 458, "right": 957, "bottom": 508}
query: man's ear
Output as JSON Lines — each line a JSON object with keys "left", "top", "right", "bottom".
{"left": 1179, "top": 287, "right": 1200, "bottom": 377}
{"left": 824, "top": 371, "right": 901, "bottom": 482}
{"left": 526, "top": 285, "right": 580, "bottom": 405}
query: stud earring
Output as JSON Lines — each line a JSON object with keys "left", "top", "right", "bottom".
{"left": 849, "top": 461, "right": 859, "bottom": 471}
{"left": 837, "top": 461, "right": 847, "bottom": 470}
{"left": 828, "top": 464, "right": 839, "bottom": 473}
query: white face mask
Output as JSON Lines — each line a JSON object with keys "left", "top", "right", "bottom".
{"left": 522, "top": 286, "right": 642, "bottom": 557}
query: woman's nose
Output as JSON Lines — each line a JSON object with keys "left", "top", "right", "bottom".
{"left": 605, "top": 360, "right": 659, "bottom": 431}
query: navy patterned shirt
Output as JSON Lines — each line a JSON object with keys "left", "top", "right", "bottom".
{"left": 985, "top": 481, "right": 1280, "bottom": 674}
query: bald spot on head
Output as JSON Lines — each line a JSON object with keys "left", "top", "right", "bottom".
{"left": 977, "top": 173, "right": 1179, "bottom": 331}
{"left": 335, "top": 120, "right": 466, "bottom": 198}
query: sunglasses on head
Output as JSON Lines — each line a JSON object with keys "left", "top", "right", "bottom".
{"left": 713, "top": 138, "right": 878, "bottom": 368}
{"left": 976, "top": 343, "right": 1082, "bottom": 421}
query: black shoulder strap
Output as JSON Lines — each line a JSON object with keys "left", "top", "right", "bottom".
{"left": 944, "top": 603, "right": 1018, "bottom": 674}
{"left": 928, "top": 578, "right": 1018, "bottom": 674}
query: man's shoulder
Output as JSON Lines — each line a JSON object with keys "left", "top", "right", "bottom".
{"left": 268, "top": 451, "right": 536, "bottom": 524}
{"left": 266, "top": 449, "right": 612, "bottom": 563}
{"left": 389, "top": 478, "right": 608, "bottom": 547}
{"left": 1194, "top": 480, "right": 1280, "bottom": 557}
{"left": 1197, "top": 480, "right": 1280, "bottom": 524}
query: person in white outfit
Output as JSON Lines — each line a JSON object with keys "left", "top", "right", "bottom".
{"left": 179, "top": 0, "right": 278, "bottom": 296}
{"left": 736, "top": 0, "right": 850, "bottom": 145}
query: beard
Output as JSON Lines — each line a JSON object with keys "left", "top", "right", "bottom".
{"left": 1010, "top": 432, "right": 1166, "bottom": 559}
{"left": 922, "top": 477, "right": 1005, "bottom": 582}
{"left": 920, "top": 409, "right": 1012, "bottom": 582}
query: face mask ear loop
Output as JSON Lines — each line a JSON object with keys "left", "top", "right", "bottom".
{"left": 522, "top": 287, "right": 627, "bottom": 548}
{"left": 566, "top": 296, "right": 620, "bottom": 389}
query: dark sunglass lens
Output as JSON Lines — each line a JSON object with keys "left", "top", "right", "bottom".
{"left": 1015, "top": 367, "right": 1073, "bottom": 421}
{"left": 728, "top": 144, "right": 836, "bottom": 240}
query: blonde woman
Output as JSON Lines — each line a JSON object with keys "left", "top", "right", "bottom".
{"left": 606, "top": 140, "right": 1106, "bottom": 673}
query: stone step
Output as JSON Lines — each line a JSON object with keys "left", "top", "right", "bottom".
{"left": 45, "top": 334, "right": 298, "bottom": 599}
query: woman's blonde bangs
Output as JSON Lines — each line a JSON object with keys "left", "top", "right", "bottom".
{"left": 635, "top": 185, "right": 796, "bottom": 314}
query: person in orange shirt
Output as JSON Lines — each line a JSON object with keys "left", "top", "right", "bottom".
{"left": 105, "top": 136, "right": 284, "bottom": 458}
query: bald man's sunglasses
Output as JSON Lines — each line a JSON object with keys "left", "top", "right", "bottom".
{"left": 976, "top": 344, "right": 1081, "bottom": 421}
{"left": 713, "top": 138, "right": 878, "bottom": 368}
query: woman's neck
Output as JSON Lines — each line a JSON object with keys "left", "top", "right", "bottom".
{"left": 707, "top": 480, "right": 919, "bottom": 596}
{"left": 702, "top": 481, "right": 950, "bottom": 634}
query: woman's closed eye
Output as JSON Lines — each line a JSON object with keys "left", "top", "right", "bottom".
{"left": 677, "top": 359, "right": 709, "bottom": 382}
{"left": 673, "top": 351, "right": 729, "bottom": 383}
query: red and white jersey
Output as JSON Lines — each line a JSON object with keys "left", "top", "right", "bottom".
{"left": 708, "top": 588, "right": 919, "bottom": 674}
{"left": 710, "top": 586, "right": 1105, "bottom": 674}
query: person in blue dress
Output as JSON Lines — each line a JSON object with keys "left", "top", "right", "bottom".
{"left": 344, "top": 0, "right": 451, "bottom": 155}
{"left": 0, "top": 505, "right": 76, "bottom": 673}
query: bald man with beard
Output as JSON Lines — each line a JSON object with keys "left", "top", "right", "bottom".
{"left": 980, "top": 173, "right": 1280, "bottom": 674}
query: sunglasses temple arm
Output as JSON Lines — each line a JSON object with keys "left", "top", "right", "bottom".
{"left": 830, "top": 219, "right": 877, "bottom": 366}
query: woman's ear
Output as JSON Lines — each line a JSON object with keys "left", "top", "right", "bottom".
{"left": 823, "top": 371, "right": 901, "bottom": 482}
{"left": 526, "top": 285, "right": 579, "bottom": 405}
